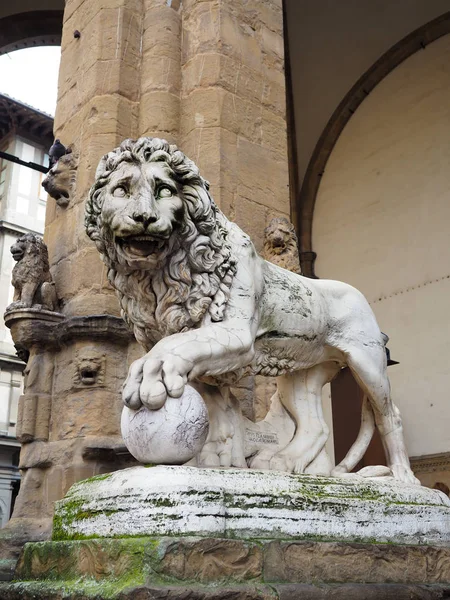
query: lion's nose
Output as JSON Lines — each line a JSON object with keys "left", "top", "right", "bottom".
{"left": 132, "top": 211, "right": 158, "bottom": 228}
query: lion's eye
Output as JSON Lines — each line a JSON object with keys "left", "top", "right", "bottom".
{"left": 113, "top": 186, "right": 127, "bottom": 198}
{"left": 157, "top": 186, "right": 173, "bottom": 199}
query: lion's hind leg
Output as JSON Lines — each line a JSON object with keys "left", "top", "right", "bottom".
{"left": 345, "top": 345, "right": 420, "bottom": 485}
{"left": 269, "top": 363, "right": 338, "bottom": 475}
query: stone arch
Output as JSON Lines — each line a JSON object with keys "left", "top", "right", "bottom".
{"left": 0, "top": 10, "right": 63, "bottom": 56}
{"left": 297, "top": 11, "right": 450, "bottom": 277}
{"left": 312, "top": 30, "right": 450, "bottom": 460}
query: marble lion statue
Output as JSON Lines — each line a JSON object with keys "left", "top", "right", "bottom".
{"left": 6, "top": 233, "right": 57, "bottom": 312}
{"left": 85, "top": 137, "right": 418, "bottom": 485}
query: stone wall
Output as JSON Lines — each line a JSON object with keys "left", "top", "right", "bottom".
{"left": 312, "top": 34, "right": 450, "bottom": 466}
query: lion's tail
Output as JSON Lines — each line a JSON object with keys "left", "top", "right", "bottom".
{"left": 331, "top": 395, "right": 376, "bottom": 476}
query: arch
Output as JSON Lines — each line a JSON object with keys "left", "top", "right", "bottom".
{"left": 296, "top": 11, "right": 450, "bottom": 277}
{"left": 0, "top": 10, "right": 63, "bottom": 56}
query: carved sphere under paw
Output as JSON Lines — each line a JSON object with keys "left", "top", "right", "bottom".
{"left": 121, "top": 385, "right": 209, "bottom": 465}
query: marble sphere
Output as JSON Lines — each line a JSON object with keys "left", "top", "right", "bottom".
{"left": 121, "top": 385, "right": 209, "bottom": 464}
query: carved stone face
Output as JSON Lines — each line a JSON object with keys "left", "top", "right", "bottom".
{"left": 265, "top": 221, "right": 293, "bottom": 255}
{"left": 101, "top": 161, "right": 184, "bottom": 270}
{"left": 10, "top": 239, "right": 27, "bottom": 262}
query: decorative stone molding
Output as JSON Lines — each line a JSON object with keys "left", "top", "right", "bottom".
{"left": 411, "top": 452, "right": 450, "bottom": 474}
{"left": 4, "top": 311, "right": 134, "bottom": 352}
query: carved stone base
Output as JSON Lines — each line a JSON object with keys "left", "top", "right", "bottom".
{"left": 1, "top": 536, "right": 450, "bottom": 599}
{"left": 2, "top": 466, "right": 450, "bottom": 597}
{"left": 52, "top": 466, "right": 450, "bottom": 546}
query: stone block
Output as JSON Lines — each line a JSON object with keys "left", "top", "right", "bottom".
{"left": 44, "top": 204, "right": 79, "bottom": 267}
{"left": 63, "top": 292, "right": 122, "bottom": 318}
{"left": 142, "top": 6, "right": 181, "bottom": 61}
{"left": 58, "top": 6, "right": 142, "bottom": 115}
{"left": 263, "top": 541, "right": 450, "bottom": 585}
{"left": 182, "top": 54, "right": 264, "bottom": 107}
{"left": 219, "top": 11, "right": 261, "bottom": 72}
{"left": 63, "top": 0, "right": 142, "bottom": 26}
{"left": 141, "top": 55, "right": 181, "bottom": 95}
{"left": 181, "top": 87, "right": 262, "bottom": 143}
{"left": 51, "top": 247, "right": 105, "bottom": 301}
{"left": 234, "top": 196, "right": 267, "bottom": 253}
{"left": 139, "top": 91, "right": 180, "bottom": 138}
{"left": 237, "top": 137, "right": 289, "bottom": 212}
{"left": 261, "top": 108, "right": 288, "bottom": 153}
{"left": 262, "top": 79, "right": 286, "bottom": 117}
{"left": 261, "top": 25, "right": 284, "bottom": 65}
{"left": 182, "top": 2, "right": 220, "bottom": 63}
{"left": 50, "top": 389, "right": 121, "bottom": 441}
{"left": 154, "top": 538, "right": 263, "bottom": 583}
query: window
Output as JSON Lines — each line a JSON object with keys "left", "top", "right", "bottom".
{"left": 16, "top": 195, "right": 29, "bottom": 214}
{"left": 0, "top": 367, "right": 23, "bottom": 438}
{"left": 17, "top": 166, "right": 32, "bottom": 199}
{"left": 0, "top": 158, "right": 7, "bottom": 198}
{"left": 38, "top": 172, "right": 47, "bottom": 202}
{"left": 37, "top": 201, "right": 46, "bottom": 222}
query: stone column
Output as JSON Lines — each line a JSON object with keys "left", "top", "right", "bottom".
{"left": 139, "top": 0, "right": 182, "bottom": 141}
{"left": 179, "top": 0, "right": 290, "bottom": 418}
{"left": 180, "top": 0, "right": 290, "bottom": 254}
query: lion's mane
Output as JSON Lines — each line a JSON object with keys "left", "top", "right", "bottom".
{"left": 85, "top": 137, "right": 237, "bottom": 349}
{"left": 11, "top": 233, "right": 51, "bottom": 288}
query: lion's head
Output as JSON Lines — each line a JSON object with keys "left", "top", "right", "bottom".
{"left": 263, "top": 217, "right": 301, "bottom": 274}
{"left": 42, "top": 150, "right": 77, "bottom": 207}
{"left": 85, "top": 137, "right": 236, "bottom": 348}
{"left": 11, "top": 233, "right": 49, "bottom": 270}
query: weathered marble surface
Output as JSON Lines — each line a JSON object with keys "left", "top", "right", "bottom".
{"left": 85, "top": 137, "right": 417, "bottom": 485}
{"left": 54, "top": 466, "right": 450, "bottom": 545}
{"left": 121, "top": 385, "right": 209, "bottom": 464}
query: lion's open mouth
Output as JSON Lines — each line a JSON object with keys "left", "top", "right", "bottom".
{"left": 118, "top": 235, "right": 166, "bottom": 257}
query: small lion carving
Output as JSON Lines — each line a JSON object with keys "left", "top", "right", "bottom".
{"left": 85, "top": 137, "right": 418, "bottom": 484}
{"left": 7, "top": 234, "right": 57, "bottom": 312}
{"left": 263, "top": 217, "right": 301, "bottom": 275}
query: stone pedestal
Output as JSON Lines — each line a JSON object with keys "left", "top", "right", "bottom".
{"left": 0, "top": 310, "right": 138, "bottom": 579}
{"left": 52, "top": 466, "right": 450, "bottom": 545}
{"left": 1, "top": 467, "right": 449, "bottom": 598}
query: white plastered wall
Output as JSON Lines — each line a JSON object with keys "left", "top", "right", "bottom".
{"left": 313, "top": 34, "right": 450, "bottom": 458}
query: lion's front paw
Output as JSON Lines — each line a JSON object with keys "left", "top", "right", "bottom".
{"left": 122, "top": 354, "right": 191, "bottom": 410}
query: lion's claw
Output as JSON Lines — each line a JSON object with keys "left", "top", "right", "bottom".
{"left": 140, "top": 380, "right": 167, "bottom": 410}
{"left": 123, "top": 354, "right": 190, "bottom": 411}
